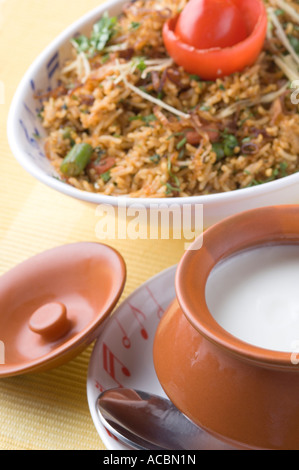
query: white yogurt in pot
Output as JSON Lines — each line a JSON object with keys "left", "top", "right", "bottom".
{"left": 205, "top": 244, "right": 299, "bottom": 352}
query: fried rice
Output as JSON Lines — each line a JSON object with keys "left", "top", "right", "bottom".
{"left": 37, "top": 0, "right": 299, "bottom": 197}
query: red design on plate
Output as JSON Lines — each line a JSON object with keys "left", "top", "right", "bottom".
{"left": 129, "top": 303, "right": 148, "bottom": 339}
{"left": 105, "top": 427, "right": 119, "bottom": 441}
{"left": 115, "top": 317, "right": 131, "bottom": 349}
{"left": 146, "top": 286, "right": 165, "bottom": 319}
{"left": 95, "top": 380, "right": 104, "bottom": 392}
{"left": 102, "top": 342, "right": 131, "bottom": 387}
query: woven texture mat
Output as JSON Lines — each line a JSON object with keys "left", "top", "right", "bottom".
{"left": 0, "top": 0, "right": 186, "bottom": 450}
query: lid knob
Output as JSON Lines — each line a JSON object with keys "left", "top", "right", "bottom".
{"left": 29, "top": 302, "right": 70, "bottom": 341}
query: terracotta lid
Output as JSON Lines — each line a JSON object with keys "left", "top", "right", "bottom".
{"left": 0, "top": 242, "right": 126, "bottom": 377}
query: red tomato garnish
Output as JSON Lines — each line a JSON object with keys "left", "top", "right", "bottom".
{"left": 88, "top": 157, "right": 115, "bottom": 175}
{"left": 176, "top": 0, "right": 248, "bottom": 50}
{"left": 186, "top": 123, "right": 219, "bottom": 145}
{"left": 163, "top": 0, "right": 267, "bottom": 81}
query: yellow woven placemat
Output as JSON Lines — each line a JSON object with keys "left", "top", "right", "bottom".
{"left": 0, "top": 0, "right": 186, "bottom": 450}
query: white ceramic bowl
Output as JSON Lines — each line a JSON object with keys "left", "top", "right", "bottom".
{"left": 7, "top": 0, "right": 299, "bottom": 227}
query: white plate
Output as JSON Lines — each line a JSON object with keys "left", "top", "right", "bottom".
{"left": 87, "top": 265, "right": 176, "bottom": 450}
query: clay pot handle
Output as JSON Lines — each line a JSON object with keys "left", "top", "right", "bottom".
{"left": 29, "top": 302, "right": 71, "bottom": 341}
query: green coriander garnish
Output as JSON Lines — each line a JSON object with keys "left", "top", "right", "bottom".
{"left": 212, "top": 142, "right": 225, "bottom": 161}
{"left": 101, "top": 53, "right": 110, "bottom": 63}
{"left": 37, "top": 107, "right": 44, "bottom": 120}
{"left": 165, "top": 182, "right": 182, "bottom": 195}
{"left": 101, "top": 170, "right": 111, "bottom": 183}
{"left": 176, "top": 137, "right": 187, "bottom": 150}
{"left": 222, "top": 133, "right": 239, "bottom": 156}
{"left": 129, "top": 114, "right": 157, "bottom": 124}
{"left": 212, "top": 131, "right": 239, "bottom": 161}
{"left": 142, "top": 114, "right": 157, "bottom": 123}
{"left": 71, "top": 12, "right": 117, "bottom": 56}
{"left": 94, "top": 146, "right": 105, "bottom": 162}
{"left": 71, "top": 35, "right": 90, "bottom": 54}
{"left": 200, "top": 105, "right": 211, "bottom": 111}
{"left": 288, "top": 34, "right": 299, "bottom": 54}
{"left": 280, "top": 162, "right": 288, "bottom": 177}
{"left": 166, "top": 156, "right": 181, "bottom": 194}
{"left": 130, "top": 21, "right": 141, "bottom": 30}
{"left": 167, "top": 132, "right": 184, "bottom": 140}
{"left": 189, "top": 74, "right": 201, "bottom": 81}
{"left": 150, "top": 154, "right": 161, "bottom": 164}
{"left": 274, "top": 8, "right": 285, "bottom": 16}
{"left": 135, "top": 57, "right": 147, "bottom": 72}
{"left": 178, "top": 148, "right": 185, "bottom": 160}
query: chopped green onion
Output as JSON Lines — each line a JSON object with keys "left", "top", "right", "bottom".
{"left": 130, "top": 22, "right": 141, "bottom": 30}
{"left": 176, "top": 137, "right": 187, "bottom": 150}
{"left": 129, "top": 114, "right": 157, "bottom": 124}
{"left": 178, "top": 148, "right": 185, "bottom": 160}
{"left": 274, "top": 8, "right": 285, "bottom": 16}
{"left": 94, "top": 146, "right": 105, "bottom": 162}
{"left": 129, "top": 115, "right": 142, "bottom": 121}
{"left": 167, "top": 132, "right": 184, "bottom": 140}
{"left": 288, "top": 35, "right": 299, "bottom": 54}
{"left": 165, "top": 182, "right": 182, "bottom": 194}
{"left": 212, "top": 142, "right": 225, "bottom": 161}
{"left": 223, "top": 134, "right": 239, "bottom": 156}
{"left": 60, "top": 143, "right": 93, "bottom": 176}
{"left": 136, "top": 57, "right": 147, "bottom": 72}
{"left": 143, "top": 114, "right": 157, "bottom": 123}
{"left": 71, "top": 35, "right": 90, "bottom": 53}
{"left": 280, "top": 161, "right": 288, "bottom": 177}
{"left": 189, "top": 74, "right": 201, "bottom": 81}
{"left": 62, "top": 127, "right": 73, "bottom": 140}
{"left": 166, "top": 156, "right": 181, "bottom": 194}
{"left": 71, "top": 12, "right": 117, "bottom": 56}
{"left": 101, "top": 170, "right": 111, "bottom": 182}
{"left": 212, "top": 130, "right": 239, "bottom": 161}
{"left": 101, "top": 53, "right": 110, "bottom": 63}
{"left": 200, "top": 105, "right": 211, "bottom": 111}
{"left": 150, "top": 154, "right": 161, "bottom": 164}
{"left": 37, "top": 107, "right": 44, "bottom": 120}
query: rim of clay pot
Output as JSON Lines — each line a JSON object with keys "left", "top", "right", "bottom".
{"left": 175, "top": 205, "right": 299, "bottom": 369}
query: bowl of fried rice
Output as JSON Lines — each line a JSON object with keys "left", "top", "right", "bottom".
{"left": 7, "top": 0, "right": 299, "bottom": 227}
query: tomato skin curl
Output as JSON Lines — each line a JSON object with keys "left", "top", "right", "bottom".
{"left": 163, "top": 0, "right": 268, "bottom": 81}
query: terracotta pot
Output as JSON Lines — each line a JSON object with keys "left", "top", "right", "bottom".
{"left": 153, "top": 205, "right": 299, "bottom": 450}
{"left": 0, "top": 242, "right": 126, "bottom": 377}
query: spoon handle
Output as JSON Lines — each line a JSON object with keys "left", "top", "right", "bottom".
{"left": 97, "top": 388, "right": 235, "bottom": 450}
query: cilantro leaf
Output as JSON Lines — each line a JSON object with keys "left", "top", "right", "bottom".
{"left": 71, "top": 35, "right": 90, "bottom": 53}
{"left": 71, "top": 12, "right": 117, "bottom": 56}
{"left": 130, "top": 22, "right": 141, "bottom": 30}
{"left": 101, "top": 170, "right": 111, "bottom": 183}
